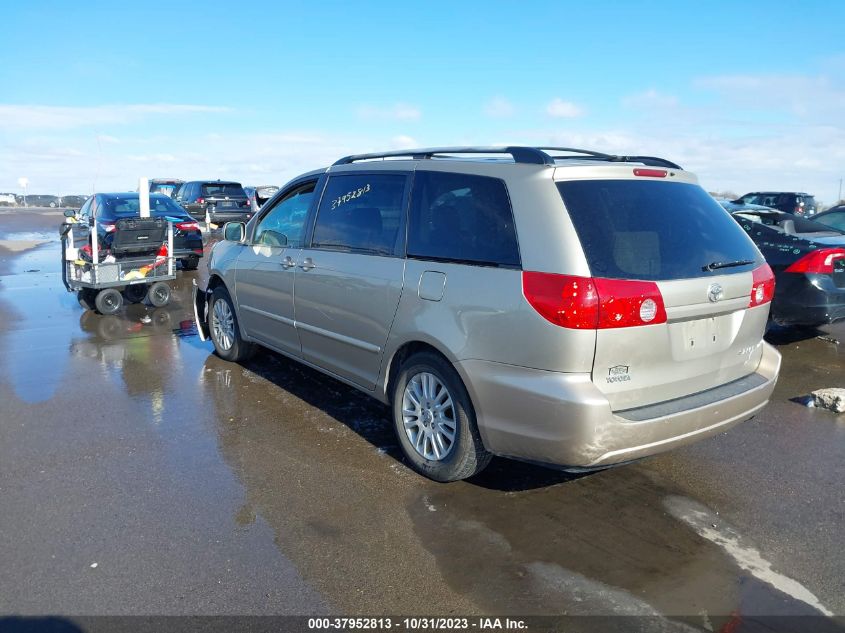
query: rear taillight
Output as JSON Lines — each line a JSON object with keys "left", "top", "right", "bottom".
{"left": 785, "top": 248, "right": 845, "bottom": 274}
{"left": 242, "top": 199, "right": 251, "bottom": 207}
{"left": 749, "top": 264, "right": 775, "bottom": 307}
{"left": 197, "top": 197, "right": 205, "bottom": 205}
{"left": 175, "top": 221, "right": 200, "bottom": 231}
{"left": 101, "top": 222, "right": 116, "bottom": 233}
{"left": 522, "top": 272, "right": 667, "bottom": 329}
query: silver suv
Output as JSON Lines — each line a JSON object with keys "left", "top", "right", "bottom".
{"left": 194, "top": 147, "right": 781, "bottom": 482}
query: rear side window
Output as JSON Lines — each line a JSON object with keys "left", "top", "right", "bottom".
{"left": 815, "top": 211, "right": 845, "bottom": 232}
{"left": 201, "top": 183, "right": 246, "bottom": 197}
{"left": 312, "top": 173, "right": 408, "bottom": 255}
{"left": 558, "top": 180, "right": 762, "bottom": 280}
{"left": 407, "top": 171, "right": 520, "bottom": 267}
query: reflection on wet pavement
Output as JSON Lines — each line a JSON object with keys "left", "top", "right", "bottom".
{"left": 1, "top": 234, "right": 844, "bottom": 623}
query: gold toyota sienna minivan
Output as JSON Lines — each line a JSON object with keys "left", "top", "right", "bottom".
{"left": 194, "top": 147, "right": 781, "bottom": 482}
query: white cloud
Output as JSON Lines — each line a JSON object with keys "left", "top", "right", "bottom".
{"left": 693, "top": 72, "right": 845, "bottom": 121}
{"left": 356, "top": 103, "right": 421, "bottom": 121}
{"left": 390, "top": 135, "right": 419, "bottom": 149}
{"left": 0, "top": 104, "right": 231, "bottom": 130}
{"left": 543, "top": 124, "right": 845, "bottom": 204}
{"left": 0, "top": 130, "right": 398, "bottom": 196}
{"left": 621, "top": 89, "right": 679, "bottom": 109}
{"left": 546, "top": 98, "right": 584, "bottom": 118}
{"left": 483, "top": 96, "right": 515, "bottom": 118}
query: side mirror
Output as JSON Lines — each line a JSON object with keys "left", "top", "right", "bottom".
{"left": 63, "top": 209, "right": 76, "bottom": 218}
{"left": 223, "top": 221, "right": 246, "bottom": 242}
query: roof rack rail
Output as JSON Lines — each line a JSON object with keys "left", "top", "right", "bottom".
{"left": 332, "top": 146, "right": 682, "bottom": 169}
{"left": 332, "top": 146, "right": 558, "bottom": 166}
{"left": 537, "top": 147, "right": 682, "bottom": 170}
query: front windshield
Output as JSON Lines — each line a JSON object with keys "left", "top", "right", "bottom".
{"left": 150, "top": 183, "right": 181, "bottom": 198}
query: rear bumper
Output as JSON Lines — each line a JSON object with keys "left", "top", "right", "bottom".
{"left": 209, "top": 210, "right": 253, "bottom": 224}
{"left": 458, "top": 342, "right": 781, "bottom": 468}
{"left": 771, "top": 273, "right": 845, "bottom": 326}
{"left": 173, "top": 247, "right": 203, "bottom": 259}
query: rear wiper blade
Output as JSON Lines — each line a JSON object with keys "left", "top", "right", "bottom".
{"left": 702, "top": 259, "right": 755, "bottom": 272}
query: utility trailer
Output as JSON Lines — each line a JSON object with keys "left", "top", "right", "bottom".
{"left": 60, "top": 214, "right": 177, "bottom": 315}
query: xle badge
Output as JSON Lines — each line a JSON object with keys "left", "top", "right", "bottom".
{"left": 607, "top": 365, "right": 631, "bottom": 383}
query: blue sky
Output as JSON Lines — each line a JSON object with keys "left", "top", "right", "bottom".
{"left": 1, "top": 0, "right": 844, "bottom": 202}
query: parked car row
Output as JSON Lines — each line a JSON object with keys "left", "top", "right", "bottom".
{"left": 70, "top": 192, "right": 204, "bottom": 271}
{"left": 150, "top": 178, "right": 279, "bottom": 223}
{"left": 64, "top": 178, "right": 278, "bottom": 275}
{"left": 0, "top": 193, "right": 88, "bottom": 208}
{"left": 735, "top": 191, "right": 817, "bottom": 216}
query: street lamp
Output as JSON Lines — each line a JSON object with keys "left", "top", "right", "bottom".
{"left": 18, "top": 177, "right": 28, "bottom": 207}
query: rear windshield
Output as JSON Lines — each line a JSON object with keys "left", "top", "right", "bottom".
{"left": 201, "top": 183, "right": 246, "bottom": 197}
{"left": 103, "top": 196, "right": 187, "bottom": 217}
{"left": 557, "top": 180, "right": 762, "bottom": 280}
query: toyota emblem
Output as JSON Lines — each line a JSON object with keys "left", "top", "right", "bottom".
{"left": 708, "top": 283, "right": 724, "bottom": 303}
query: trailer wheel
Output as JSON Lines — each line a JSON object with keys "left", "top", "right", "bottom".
{"left": 94, "top": 288, "right": 123, "bottom": 315}
{"left": 123, "top": 284, "right": 147, "bottom": 303}
{"left": 147, "top": 281, "right": 171, "bottom": 308}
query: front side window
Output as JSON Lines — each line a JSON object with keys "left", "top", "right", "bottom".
{"left": 78, "top": 198, "right": 92, "bottom": 220}
{"left": 253, "top": 182, "right": 316, "bottom": 247}
{"left": 89, "top": 196, "right": 100, "bottom": 219}
{"left": 407, "top": 171, "right": 520, "bottom": 267}
{"left": 311, "top": 173, "right": 408, "bottom": 255}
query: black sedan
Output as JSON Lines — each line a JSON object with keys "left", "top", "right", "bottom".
{"left": 722, "top": 202, "right": 845, "bottom": 326}
{"left": 73, "top": 193, "right": 204, "bottom": 270}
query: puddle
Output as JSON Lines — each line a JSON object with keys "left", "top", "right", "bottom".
{"left": 0, "top": 230, "right": 60, "bottom": 243}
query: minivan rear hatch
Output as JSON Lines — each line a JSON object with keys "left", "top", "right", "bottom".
{"left": 557, "top": 175, "right": 770, "bottom": 410}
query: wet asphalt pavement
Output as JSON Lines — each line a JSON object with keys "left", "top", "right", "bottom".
{"left": 1, "top": 211, "right": 843, "bottom": 628}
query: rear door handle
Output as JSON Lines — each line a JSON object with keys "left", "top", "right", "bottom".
{"left": 298, "top": 257, "right": 315, "bottom": 271}
{"left": 281, "top": 255, "right": 295, "bottom": 269}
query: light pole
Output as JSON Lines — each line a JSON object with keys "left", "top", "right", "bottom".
{"left": 18, "top": 177, "right": 28, "bottom": 207}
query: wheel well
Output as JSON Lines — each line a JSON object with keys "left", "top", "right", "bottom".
{"left": 207, "top": 274, "right": 226, "bottom": 292}
{"left": 385, "top": 341, "right": 452, "bottom": 403}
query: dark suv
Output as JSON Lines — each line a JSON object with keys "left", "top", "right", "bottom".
{"left": 175, "top": 180, "right": 253, "bottom": 225}
{"left": 736, "top": 191, "right": 817, "bottom": 216}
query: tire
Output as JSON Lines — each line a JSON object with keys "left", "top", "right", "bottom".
{"left": 392, "top": 351, "right": 491, "bottom": 482}
{"left": 77, "top": 289, "right": 96, "bottom": 311}
{"left": 123, "top": 284, "right": 148, "bottom": 303}
{"left": 209, "top": 286, "right": 255, "bottom": 362}
{"left": 94, "top": 288, "right": 123, "bottom": 315}
{"left": 147, "top": 281, "right": 171, "bottom": 307}
{"left": 181, "top": 256, "right": 199, "bottom": 271}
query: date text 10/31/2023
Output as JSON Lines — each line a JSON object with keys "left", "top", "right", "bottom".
{"left": 308, "top": 617, "right": 528, "bottom": 631}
